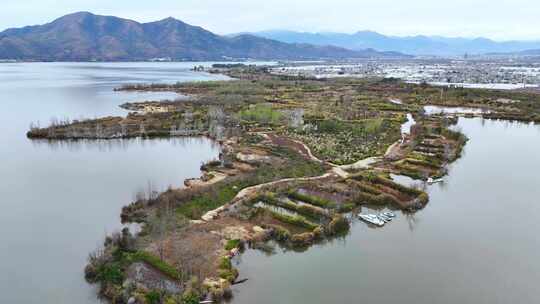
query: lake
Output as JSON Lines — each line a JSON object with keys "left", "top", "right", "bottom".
{"left": 2, "top": 63, "right": 539, "bottom": 304}
{"left": 0, "top": 62, "right": 228, "bottom": 303}
{"left": 231, "top": 118, "right": 540, "bottom": 304}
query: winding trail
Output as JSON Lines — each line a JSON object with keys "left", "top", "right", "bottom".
{"left": 234, "top": 172, "right": 335, "bottom": 200}
{"left": 200, "top": 133, "right": 396, "bottom": 221}
{"left": 201, "top": 172, "right": 335, "bottom": 221}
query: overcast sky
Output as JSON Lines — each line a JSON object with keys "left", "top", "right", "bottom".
{"left": 1, "top": 0, "right": 539, "bottom": 41}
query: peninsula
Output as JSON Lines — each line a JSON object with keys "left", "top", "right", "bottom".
{"left": 27, "top": 64, "right": 540, "bottom": 304}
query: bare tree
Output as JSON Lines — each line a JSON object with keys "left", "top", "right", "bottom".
{"left": 156, "top": 195, "right": 174, "bottom": 261}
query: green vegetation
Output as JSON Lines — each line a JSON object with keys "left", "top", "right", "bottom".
{"left": 239, "top": 104, "right": 283, "bottom": 125}
{"left": 176, "top": 149, "right": 326, "bottom": 219}
{"left": 224, "top": 239, "right": 241, "bottom": 251}
{"left": 127, "top": 251, "right": 182, "bottom": 281}
{"left": 393, "top": 164, "right": 427, "bottom": 180}
{"left": 326, "top": 215, "right": 350, "bottom": 235}
{"left": 94, "top": 262, "right": 124, "bottom": 285}
{"left": 266, "top": 209, "right": 319, "bottom": 230}
{"left": 288, "top": 117, "right": 402, "bottom": 164}
{"left": 288, "top": 190, "right": 336, "bottom": 209}
{"left": 347, "top": 171, "right": 429, "bottom": 210}
{"left": 402, "top": 158, "right": 441, "bottom": 170}
{"left": 175, "top": 180, "right": 242, "bottom": 219}
{"left": 290, "top": 232, "right": 316, "bottom": 247}
{"left": 353, "top": 172, "right": 425, "bottom": 197}
{"left": 256, "top": 192, "right": 328, "bottom": 220}
{"left": 264, "top": 224, "right": 292, "bottom": 241}
{"left": 338, "top": 202, "right": 356, "bottom": 212}
{"left": 217, "top": 257, "right": 238, "bottom": 282}
{"left": 145, "top": 290, "right": 162, "bottom": 304}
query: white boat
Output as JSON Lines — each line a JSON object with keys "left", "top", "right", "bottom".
{"left": 358, "top": 214, "right": 385, "bottom": 226}
{"left": 382, "top": 211, "right": 396, "bottom": 218}
{"left": 427, "top": 177, "right": 444, "bottom": 185}
{"left": 377, "top": 214, "right": 392, "bottom": 222}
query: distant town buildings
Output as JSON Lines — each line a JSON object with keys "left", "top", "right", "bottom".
{"left": 271, "top": 59, "right": 540, "bottom": 90}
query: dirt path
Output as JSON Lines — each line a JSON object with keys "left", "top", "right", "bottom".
{"left": 200, "top": 135, "right": 395, "bottom": 221}
{"left": 201, "top": 172, "right": 335, "bottom": 221}
{"left": 388, "top": 98, "right": 403, "bottom": 105}
{"left": 338, "top": 157, "right": 381, "bottom": 171}
{"left": 234, "top": 172, "right": 335, "bottom": 200}
{"left": 265, "top": 133, "right": 324, "bottom": 163}
{"left": 185, "top": 172, "right": 227, "bottom": 188}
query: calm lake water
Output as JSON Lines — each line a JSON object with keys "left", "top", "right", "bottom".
{"left": 3, "top": 63, "right": 539, "bottom": 304}
{"left": 231, "top": 118, "right": 540, "bottom": 304}
{"left": 0, "top": 62, "right": 229, "bottom": 303}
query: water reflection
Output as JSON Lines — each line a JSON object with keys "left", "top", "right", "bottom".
{"left": 403, "top": 211, "right": 419, "bottom": 231}
{"left": 424, "top": 105, "right": 489, "bottom": 115}
{"left": 30, "top": 136, "right": 220, "bottom": 153}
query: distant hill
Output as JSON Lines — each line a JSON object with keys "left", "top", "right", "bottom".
{"left": 246, "top": 30, "right": 540, "bottom": 56}
{"left": 483, "top": 48, "right": 540, "bottom": 57}
{"left": 516, "top": 49, "right": 540, "bottom": 56}
{"left": 0, "top": 12, "right": 408, "bottom": 61}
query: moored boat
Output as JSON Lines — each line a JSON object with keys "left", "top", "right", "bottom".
{"left": 382, "top": 211, "right": 396, "bottom": 218}
{"left": 358, "top": 214, "right": 385, "bottom": 226}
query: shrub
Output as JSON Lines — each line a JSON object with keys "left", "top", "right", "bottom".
{"left": 95, "top": 263, "right": 124, "bottom": 285}
{"left": 224, "top": 239, "right": 241, "bottom": 251}
{"left": 291, "top": 232, "right": 316, "bottom": 247}
{"left": 312, "top": 226, "right": 324, "bottom": 239}
{"left": 264, "top": 224, "right": 291, "bottom": 241}
{"left": 239, "top": 104, "right": 283, "bottom": 125}
{"left": 288, "top": 191, "right": 336, "bottom": 209}
{"left": 417, "top": 193, "right": 429, "bottom": 205}
{"left": 218, "top": 257, "right": 232, "bottom": 270}
{"left": 351, "top": 172, "right": 424, "bottom": 197}
{"left": 355, "top": 191, "right": 396, "bottom": 206}
{"left": 338, "top": 202, "right": 356, "bottom": 213}
{"left": 297, "top": 204, "right": 327, "bottom": 220}
{"left": 403, "top": 158, "right": 440, "bottom": 170}
{"left": 267, "top": 210, "right": 318, "bottom": 230}
{"left": 181, "top": 293, "right": 200, "bottom": 304}
{"left": 145, "top": 290, "right": 162, "bottom": 304}
{"left": 128, "top": 251, "right": 181, "bottom": 280}
{"left": 326, "top": 215, "right": 350, "bottom": 235}
{"left": 260, "top": 193, "right": 327, "bottom": 220}
{"left": 353, "top": 182, "right": 382, "bottom": 195}
{"left": 394, "top": 163, "right": 429, "bottom": 180}
{"left": 217, "top": 257, "right": 238, "bottom": 282}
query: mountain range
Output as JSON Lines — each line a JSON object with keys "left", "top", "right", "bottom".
{"left": 246, "top": 30, "right": 540, "bottom": 56}
{"left": 0, "top": 12, "right": 406, "bottom": 61}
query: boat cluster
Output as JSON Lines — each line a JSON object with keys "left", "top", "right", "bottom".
{"left": 358, "top": 212, "right": 396, "bottom": 227}
{"left": 427, "top": 177, "right": 444, "bottom": 185}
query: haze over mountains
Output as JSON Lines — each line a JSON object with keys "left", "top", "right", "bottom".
{"left": 247, "top": 30, "right": 540, "bottom": 56}
{"left": 0, "top": 12, "right": 406, "bottom": 61}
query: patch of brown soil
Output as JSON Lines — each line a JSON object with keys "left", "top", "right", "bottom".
{"left": 265, "top": 133, "right": 313, "bottom": 160}
{"left": 371, "top": 183, "right": 414, "bottom": 202}
{"left": 146, "top": 217, "right": 254, "bottom": 280}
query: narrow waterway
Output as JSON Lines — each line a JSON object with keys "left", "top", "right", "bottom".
{"left": 0, "top": 62, "right": 228, "bottom": 303}
{"left": 424, "top": 105, "right": 489, "bottom": 115}
{"left": 401, "top": 113, "right": 416, "bottom": 136}
{"left": 231, "top": 118, "right": 540, "bottom": 304}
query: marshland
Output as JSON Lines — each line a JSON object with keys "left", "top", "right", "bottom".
{"left": 9, "top": 62, "right": 540, "bottom": 304}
